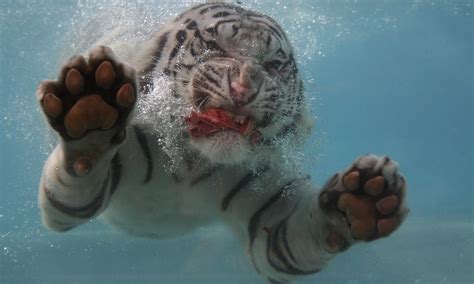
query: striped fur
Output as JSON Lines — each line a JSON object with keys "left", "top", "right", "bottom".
{"left": 137, "top": 2, "right": 312, "bottom": 165}
{"left": 37, "top": 3, "right": 372, "bottom": 283}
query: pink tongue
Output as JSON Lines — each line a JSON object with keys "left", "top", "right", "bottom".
{"left": 186, "top": 108, "right": 250, "bottom": 138}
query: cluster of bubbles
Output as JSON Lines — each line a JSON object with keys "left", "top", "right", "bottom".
{"left": 134, "top": 73, "right": 194, "bottom": 172}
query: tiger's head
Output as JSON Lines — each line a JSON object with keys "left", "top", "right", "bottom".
{"left": 157, "top": 3, "right": 313, "bottom": 165}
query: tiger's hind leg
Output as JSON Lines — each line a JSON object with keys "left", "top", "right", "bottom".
{"left": 318, "top": 155, "right": 409, "bottom": 252}
{"left": 37, "top": 46, "right": 137, "bottom": 175}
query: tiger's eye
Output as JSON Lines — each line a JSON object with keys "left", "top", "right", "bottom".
{"left": 263, "top": 60, "right": 282, "bottom": 71}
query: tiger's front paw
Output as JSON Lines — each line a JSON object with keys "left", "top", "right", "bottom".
{"left": 319, "top": 155, "right": 408, "bottom": 251}
{"left": 37, "top": 46, "right": 137, "bottom": 141}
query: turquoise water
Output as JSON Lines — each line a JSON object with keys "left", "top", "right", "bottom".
{"left": 1, "top": 1, "right": 472, "bottom": 283}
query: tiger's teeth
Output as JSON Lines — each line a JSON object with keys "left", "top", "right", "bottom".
{"left": 234, "top": 115, "right": 247, "bottom": 124}
{"left": 243, "top": 120, "right": 255, "bottom": 136}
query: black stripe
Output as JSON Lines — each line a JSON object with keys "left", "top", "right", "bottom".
{"left": 202, "top": 72, "right": 222, "bottom": 88}
{"left": 190, "top": 166, "right": 220, "bottom": 187}
{"left": 186, "top": 20, "right": 198, "bottom": 30}
{"left": 269, "top": 210, "right": 298, "bottom": 268}
{"left": 44, "top": 173, "right": 109, "bottom": 219}
{"left": 169, "top": 30, "right": 187, "bottom": 62}
{"left": 199, "top": 4, "right": 229, "bottom": 15}
{"left": 266, "top": 223, "right": 321, "bottom": 275}
{"left": 140, "top": 32, "right": 170, "bottom": 93}
{"left": 206, "top": 65, "right": 222, "bottom": 77}
{"left": 253, "top": 19, "right": 284, "bottom": 40}
{"left": 144, "top": 32, "right": 170, "bottom": 74}
{"left": 221, "top": 165, "right": 270, "bottom": 211}
{"left": 55, "top": 173, "right": 67, "bottom": 186}
{"left": 280, "top": 218, "right": 297, "bottom": 264}
{"left": 214, "top": 19, "right": 240, "bottom": 34}
{"left": 265, "top": 198, "right": 321, "bottom": 275}
{"left": 248, "top": 177, "right": 307, "bottom": 247}
{"left": 204, "top": 39, "right": 226, "bottom": 54}
{"left": 265, "top": 32, "right": 272, "bottom": 47}
{"left": 213, "top": 11, "right": 232, "bottom": 18}
{"left": 133, "top": 126, "right": 154, "bottom": 183}
{"left": 248, "top": 188, "right": 283, "bottom": 247}
{"left": 264, "top": 86, "right": 279, "bottom": 92}
{"left": 267, "top": 278, "right": 286, "bottom": 284}
{"left": 232, "top": 25, "right": 239, "bottom": 38}
{"left": 110, "top": 153, "right": 122, "bottom": 196}
{"left": 275, "top": 48, "right": 287, "bottom": 59}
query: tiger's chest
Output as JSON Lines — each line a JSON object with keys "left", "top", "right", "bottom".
{"left": 98, "top": 137, "right": 233, "bottom": 238}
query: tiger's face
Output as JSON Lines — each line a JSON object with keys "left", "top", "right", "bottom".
{"left": 161, "top": 4, "right": 312, "bottom": 165}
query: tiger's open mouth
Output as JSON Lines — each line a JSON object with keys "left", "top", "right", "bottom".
{"left": 185, "top": 108, "right": 260, "bottom": 142}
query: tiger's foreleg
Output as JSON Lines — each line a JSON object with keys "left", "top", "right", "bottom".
{"left": 239, "top": 155, "right": 408, "bottom": 283}
{"left": 37, "top": 46, "right": 137, "bottom": 231}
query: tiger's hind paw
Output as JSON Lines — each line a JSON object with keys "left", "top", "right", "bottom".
{"left": 319, "top": 155, "right": 408, "bottom": 250}
{"left": 37, "top": 46, "right": 137, "bottom": 141}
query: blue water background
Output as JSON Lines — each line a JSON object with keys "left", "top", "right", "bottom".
{"left": 1, "top": 0, "right": 472, "bottom": 283}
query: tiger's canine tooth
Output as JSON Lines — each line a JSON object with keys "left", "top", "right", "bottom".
{"left": 234, "top": 115, "right": 247, "bottom": 124}
{"left": 242, "top": 120, "right": 255, "bottom": 136}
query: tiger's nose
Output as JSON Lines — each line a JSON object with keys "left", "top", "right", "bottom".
{"left": 230, "top": 60, "right": 261, "bottom": 105}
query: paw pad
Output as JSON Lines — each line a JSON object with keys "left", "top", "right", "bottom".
{"left": 65, "top": 68, "right": 85, "bottom": 95}
{"left": 64, "top": 95, "right": 118, "bottom": 138}
{"left": 320, "top": 155, "right": 408, "bottom": 242}
{"left": 43, "top": 93, "right": 63, "bottom": 118}
{"left": 37, "top": 46, "right": 137, "bottom": 140}
{"left": 95, "top": 61, "right": 116, "bottom": 90}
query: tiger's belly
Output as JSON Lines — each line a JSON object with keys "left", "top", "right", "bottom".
{"left": 99, "top": 176, "right": 217, "bottom": 239}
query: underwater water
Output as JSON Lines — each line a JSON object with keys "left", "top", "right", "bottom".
{"left": 1, "top": 0, "right": 472, "bottom": 283}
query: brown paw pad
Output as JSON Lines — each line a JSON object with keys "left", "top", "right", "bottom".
{"left": 95, "top": 61, "right": 116, "bottom": 90}
{"left": 343, "top": 171, "right": 360, "bottom": 191}
{"left": 37, "top": 46, "right": 137, "bottom": 141}
{"left": 326, "top": 231, "right": 349, "bottom": 253}
{"left": 64, "top": 95, "right": 118, "bottom": 138}
{"left": 65, "top": 68, "right": 85, "bottom": 95}
{"left": 73, "top": 157, "right": 92, "bottom": 176}
{"left": 116, "top": 83, "right": 135, "bottom": 107}
{"left": 321, "top": 155, "right": 407, "bottom": 242}
{"left": 351, "top": 219, "right": 376, "bottom": 240}
{"left": 376, "top": 195, "right": 399, "bottom": 215}
{"left": 43, "top": 93, "right": 63, "bottom": 118}
{"left": 364, "top": 176, "right": 385, "bottom": 196}
{"left": 337, "top": 193, "right": 377, "bottom": 239}
{"left": 377, "top": 217, "right": 398, "bottom": 236}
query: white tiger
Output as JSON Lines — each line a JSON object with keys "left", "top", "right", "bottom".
{"left": 36, "top": 2, "right": 409, "bottom": 283}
